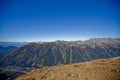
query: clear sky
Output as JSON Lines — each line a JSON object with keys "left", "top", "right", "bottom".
{"left": 0, "top": 0, "right": 120, "bottom": 42}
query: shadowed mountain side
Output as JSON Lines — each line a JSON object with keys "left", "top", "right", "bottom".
{"left": 0, "top": 46, "right": 17, "bottom": 59}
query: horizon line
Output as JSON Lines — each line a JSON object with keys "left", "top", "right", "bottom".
{"left": 0, "top": 37, "right": 120, "bottom": 42}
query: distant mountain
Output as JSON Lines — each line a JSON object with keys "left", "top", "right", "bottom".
{"left": 0, "top": 46, "right": 17, "bottom": 59}
{"left": 0, "top": 38, "right": 120, "bottom": 68}
{"left": 16, "top": 58, "right": 120, "bottom": 80}
{"left": 0, "top": 41, "right": 28, "bottom": 59}
{"left": 0, "top": 42, "right": 28, "bottom": 47}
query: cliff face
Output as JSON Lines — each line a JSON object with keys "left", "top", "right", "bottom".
{"left": 0, "top": 38, "right": 120, "bottom": 68}
{"left": 16, "top": 58, "right": 120, "bottom": 80}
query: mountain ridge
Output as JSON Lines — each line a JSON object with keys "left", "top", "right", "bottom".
{"left": 0, "top": 38, "right": 120, "bottom": 68}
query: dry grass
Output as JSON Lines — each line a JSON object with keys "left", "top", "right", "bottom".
{"left": 16, "top": 58, "right": 120, "bottom": 80}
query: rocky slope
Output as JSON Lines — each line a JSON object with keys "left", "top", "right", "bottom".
{"left": 0, "top": 38, "right": 120, "bottom": 68}
{"left": 16, "top": 57, "right": 120, "bottom": 80}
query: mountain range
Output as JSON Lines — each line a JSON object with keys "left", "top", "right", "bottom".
{"left": 0, "top": 38, "right": 120, "bottom": 68}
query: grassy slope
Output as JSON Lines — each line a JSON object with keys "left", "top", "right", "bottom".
{"left": 16, "top": 58, "right": 120, "bottom": 80}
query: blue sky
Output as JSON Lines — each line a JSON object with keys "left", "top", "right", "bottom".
{"left": 0, "top": 0, "right": 120, "bottom": 42}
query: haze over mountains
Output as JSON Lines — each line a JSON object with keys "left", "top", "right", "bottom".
{"left": 0, "top": 42, "right": 28, "bottom": 47}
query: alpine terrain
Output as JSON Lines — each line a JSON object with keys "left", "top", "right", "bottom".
{"left": 0, "top": 38, "right": 120, "bottom": 68}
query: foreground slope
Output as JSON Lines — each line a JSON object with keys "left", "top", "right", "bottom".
{"left": 0, "top": 38, "right": 120, "bottom": 68}
{"left": 16, "top": 58, "right": 120, "bottom": 80}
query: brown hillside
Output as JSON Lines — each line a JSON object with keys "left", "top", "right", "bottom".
{"left": 16, "top": 58, "right": 120, "bottom": 80}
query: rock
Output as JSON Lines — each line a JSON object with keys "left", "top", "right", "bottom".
{"left": 68, "top": 73, "right": 78, "bottom": 77}
{"left": 48, "top": 70, "right": 55, "bottom": 75}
